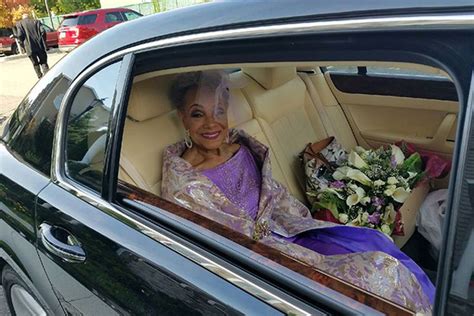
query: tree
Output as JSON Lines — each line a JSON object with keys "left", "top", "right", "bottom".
{"left": 29, "top": 0, "right": 56, "bottom": 18}
{"left": 0, "top": 1, "right": 11, "bottom": 27}
{"left": 53, "top": 0, "right": 100, "bottom": 15}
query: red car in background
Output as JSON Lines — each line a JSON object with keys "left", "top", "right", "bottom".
{"left": 58, "top": 8, "right": 142, "bottom": 51}
{"left": 0, "top": 25, "right": 58, "bottom": 55}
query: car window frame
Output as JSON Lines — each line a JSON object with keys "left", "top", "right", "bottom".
{"left": 49, "top": 15, "right": 474, "bottom": 316}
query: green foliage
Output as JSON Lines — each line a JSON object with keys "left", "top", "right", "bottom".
{"left": 53, "top": 0, "right": 101, "bottom": 15}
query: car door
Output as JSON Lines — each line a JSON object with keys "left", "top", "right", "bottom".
{"left": 436, "top": 71, "right": 474, "bottom": 315}
{"left": 34, "top": 55, "right": 303, "bottom": 315}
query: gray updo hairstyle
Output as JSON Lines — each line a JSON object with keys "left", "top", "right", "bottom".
{"left": 169, "top": 70, "right": 230, "bottom": 112}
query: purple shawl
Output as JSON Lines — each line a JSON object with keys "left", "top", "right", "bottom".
{"left": 161, "top": 129, "right": 432, "bottom": 313}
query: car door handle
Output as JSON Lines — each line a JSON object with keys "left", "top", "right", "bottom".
{"left": 39, "top": 223, "right": 86, "bottom": 263}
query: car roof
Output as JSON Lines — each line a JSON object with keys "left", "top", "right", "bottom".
{"left": 59, "top": 0, "right": 474, "bottom": 78}
{"left": 63, "top": 7, "right": 132, "bottom": 17}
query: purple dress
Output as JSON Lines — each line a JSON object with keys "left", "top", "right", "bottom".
{"left": 202, "top": 145, "right": 435, "bottom": 303}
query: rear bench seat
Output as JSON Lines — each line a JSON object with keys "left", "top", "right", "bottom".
{"left": 119, "top": 73, "right": 288, "bottom": 197}
{"left": 120, "top": 67, "right": 358, "bottom": 203}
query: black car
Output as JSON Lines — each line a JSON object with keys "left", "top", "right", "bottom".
{"left": 1, "top": 1, "right": 474, "bottom": 315}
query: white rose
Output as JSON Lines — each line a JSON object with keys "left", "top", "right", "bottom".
{"left": 339, "top": 213, "right": 349, "bottom": 224}
{"left": 374, "top": 180, "right": 385, "bottom": 187}
{"left": 381, "top": 224, "right": 392, "bottom": 235}
{"left": 361, "top": 212, "right": 369, "bottom": 224}
{"left": 360, "top": 196, "right": 371, "bottom": 205}
{"left": 387, "top": 176, "right": 399, "bottom": 185}
{"left": 383, "top": 203, "right": 397, "bottom": 224}
{"left": 384, "top": 185, "right": 397, "bottom": 196}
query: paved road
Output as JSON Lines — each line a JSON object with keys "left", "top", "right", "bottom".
{"left": 0, "top": 51, "right": 66, "bottom": 123}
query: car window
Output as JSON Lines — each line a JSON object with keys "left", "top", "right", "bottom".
{"left": 113, "top": 54, "right": 463, "bottom": 314}
{"left": 41, "top": 24, "right": 53, "bottom": 32}
{"left": 78, "top": 14, "right": 98, "bottom": 25}
{"left": 325, "top": 65, "right": 449, "bottom": 80}
{"left": 122, "top": 11, "right": 142, "bottom": 21}
{"left": 61, "top": 16, "right": 79, "bottom": 27}
{"left": 9, "top": 76, "right": 71, "bottom": 176}
{"left": 105, "top": 12, "right": 124, "bottom": 23}
{"left": 65, "top": 61, "right": 122, "bottom": 192}
{"left": 0, "top": 28, "right": 12, "bottom": 37}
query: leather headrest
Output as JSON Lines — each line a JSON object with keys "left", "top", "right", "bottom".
{"left": 242, "top": 67, "right": 297, "bottom": 90}
{"left": 127, "top": 75, "right": 175, "bottom": 122}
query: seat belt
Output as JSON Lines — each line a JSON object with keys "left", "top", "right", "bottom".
{"left": 300, "top": 72, "right": 337, "bottom": 138}
{"left": 119, "top": 154, "right": 151, "bottom": 192}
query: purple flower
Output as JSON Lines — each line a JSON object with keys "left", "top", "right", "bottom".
{"left": 372, "top": 196, "right": 385, "bottom": 207}
{"left": 330, "top": 180, "right": 346, "bottom": 189}
{"left": 368, "top": 212, "right": 381, "bottom": 225}
{"left": 390, "top": 155, "right": 397, "bottom": 168}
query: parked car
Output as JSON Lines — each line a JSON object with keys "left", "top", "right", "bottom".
{"left": 42, "top": 24, "right": 59, "bottom": 49}
{"left": 1, "top": 1, "right": 474, "bottom": 315}
{"left": 0, "top": 24, "right": 58, "bottom": 55}
{"left": 57, "top": 8, "right": 142, "bottom": 51}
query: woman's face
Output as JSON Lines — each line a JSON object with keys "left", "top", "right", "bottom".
{"left": 179, "top": 86, "right": 229, "bottom": 151}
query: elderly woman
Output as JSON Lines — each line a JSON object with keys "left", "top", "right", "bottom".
{"left": 161, "top": 70, "right": 434, "bottom": 313}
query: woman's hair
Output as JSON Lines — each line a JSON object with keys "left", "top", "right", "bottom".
{"left": 169, "top": 70, "right": 230, "bottom": 112}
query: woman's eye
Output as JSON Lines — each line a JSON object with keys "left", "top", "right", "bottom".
{"left": 190, "top": 111, "right": 203, "bottom": 118}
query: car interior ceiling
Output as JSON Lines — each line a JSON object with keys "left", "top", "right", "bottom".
{"left": 116, "top": 61, "right": 458, "bottom": 285}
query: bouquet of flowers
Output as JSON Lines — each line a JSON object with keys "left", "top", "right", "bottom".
{"left": 305, "top": 142, "right": 425, "bottom": 236}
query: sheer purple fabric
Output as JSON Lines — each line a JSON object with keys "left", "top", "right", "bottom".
{"left": 201, "top": 144, "right": 435, "bottom": 304}
{"left": 202, "top": 145, "right": 261, "bottom": 220}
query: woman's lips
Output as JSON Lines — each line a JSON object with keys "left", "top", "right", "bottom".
{"left": 201, "top": 131, "right": 221, "bottom": 140}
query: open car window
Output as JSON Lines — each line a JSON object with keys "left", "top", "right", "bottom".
{"left": 111, "top": 51, "right": 464, "bottom": 314}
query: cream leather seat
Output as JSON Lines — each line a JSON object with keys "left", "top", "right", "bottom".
{"left": 119, "top": 72, "right": 288, "bottom": 196}
{"left": 241, "top": 67, "right": 330, "bottom": 201}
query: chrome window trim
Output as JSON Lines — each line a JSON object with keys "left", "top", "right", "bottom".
{"left": 51, "top": 13, "right": 473, "bottom": 314}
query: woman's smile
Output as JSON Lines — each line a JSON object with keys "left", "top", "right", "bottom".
{"left": 201, "top": 131, "right": 221, "bottom": 140}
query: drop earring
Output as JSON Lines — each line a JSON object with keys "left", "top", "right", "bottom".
{"left": 184, "top": 129, "right": 193, "bottom": 148}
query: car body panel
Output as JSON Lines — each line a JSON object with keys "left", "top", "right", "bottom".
{"left": 0, "top": 146, "right": 63, "bottom": 314}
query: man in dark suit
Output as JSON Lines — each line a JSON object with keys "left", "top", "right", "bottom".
{"left": 16, "top": 13, "right": 49, "bottom": 78}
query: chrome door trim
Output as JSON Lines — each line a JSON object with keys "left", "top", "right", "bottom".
{"left": 51, "top": 13, "right": 473, "bottom": 314}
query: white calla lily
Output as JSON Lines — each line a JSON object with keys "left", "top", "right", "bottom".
{"left": 391, "top": 145, "right": 405, "bottom": 166}
{"left": 323, "top": 188, "right": 345, "bottom": 200}
{"left": 354, "top": 146, "right": 367, "bottom": 155}
{"left": 407, "top": 171, "right": 418, "bottom": 179}
{"left": 346, "top": 194, "right": 361, "bottom": 208}
{"left": 333, "top": 166, "right": 350, "bottom": 181}
{"left": 348, "top": 151, "right": 368, "bottom": 169}
{"left": 346, "top": 169, "right": 372, "bottom": 186}
{"left": 392, "top": 187, "right": 410, "bottom": 203}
